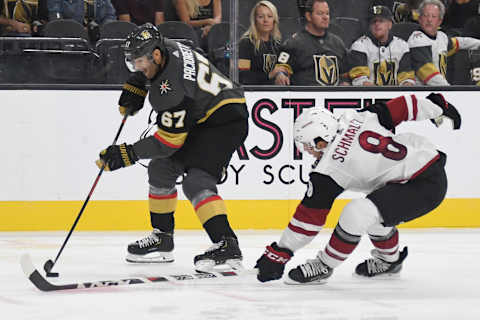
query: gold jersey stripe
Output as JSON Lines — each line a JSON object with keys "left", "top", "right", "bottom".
{"left": 275, "top": 63, "right": 293, "bottom": 74}
{"left": 398, "top": 70, "right": 415, "bottom": 84}
{"left": 417, "top": 62, "right": 439, "bottom": 82}
{"left": 349, "top": 66, "right": 370, "bottom": 79}
{"left": 238, "top": 59, "right": 251, "bottom": 70}
{"left": 197, "top": 97, "right": 246, "bottom": 124}
{"left": 154, "top": 129, "right": 188, "bottom": 148}
{"left": 447, "top": 38, "right": 459, "bottom": 57}
{"left": 194, "top": 195, "right": 227, "bottom": 224}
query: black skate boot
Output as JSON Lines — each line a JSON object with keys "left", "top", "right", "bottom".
{"left": 126, "top": 229, "right": 174, "bottom": 263}
{"left": 355, "top": 247, "right": 408, "bottom": 278}
{"left": 194, "top": 236, "right": 243, "bottom": 272}
{"left": 285, "top": 257, "right": 333, "bottom": 285}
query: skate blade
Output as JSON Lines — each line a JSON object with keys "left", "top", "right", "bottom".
{"left": 126, "top": 252, "right": 174, "bottom": 263}
{"left": 284, "top": 277, "right": 329, "bottom": 285}
{"left": 352, "top": 272, "right": 401, "bottom": 280}
{"left": 195, "top": 259, "right": 244, "bottom": 273}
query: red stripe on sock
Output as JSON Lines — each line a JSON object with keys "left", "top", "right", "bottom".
{"left": 287, "top": 223, "right": 318, "bottom": 237}
{"left": 328, "top": 234, "right": 358, "bottom": 254}
{"left": 293, "top": 204, "right": 329, "bottom": 227}
{"left": 371, "top": 230, "right": 399, "bottom": 250}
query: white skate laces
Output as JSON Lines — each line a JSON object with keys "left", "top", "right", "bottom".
{"left": 135, "top": 230, "right": 160, "bottom": 248}
{"left": 300, "top": 259, "right": 330, "bottom": 278}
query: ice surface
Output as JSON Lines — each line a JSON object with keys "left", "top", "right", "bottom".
{"left": 1, "top": 229, "right": 479, "bottom": 320}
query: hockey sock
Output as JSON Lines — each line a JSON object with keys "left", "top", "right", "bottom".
{"left": 150, "top": 212, "right": 174, "bottom": 233}
{"left": 319, "top": 223, "right": 361, "bottom": 268}
{"left": 368, "top": 227, "right": 399, "bottom": 262}
{"left": 203, "top": 214, "right": 236, "bottom": 243}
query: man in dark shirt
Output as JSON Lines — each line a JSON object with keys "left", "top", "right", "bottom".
{"left": 269, "top": 0, "right": 348, "bottom": 86}
{"left": 113, "top": 0, "right": 164, "bottom": 25}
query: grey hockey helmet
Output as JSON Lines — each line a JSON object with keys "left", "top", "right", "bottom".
{"left": 294, "top": 108, "right": 339, "bottom": 151}
{"left": 124, "top": 23, "right": 166, "bottom": 72}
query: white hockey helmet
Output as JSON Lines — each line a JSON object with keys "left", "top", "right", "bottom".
{"left": 294, "top": 108, "right": 339, "bottom": 151}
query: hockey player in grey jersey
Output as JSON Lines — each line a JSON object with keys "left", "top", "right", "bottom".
{"left": 255, "top": 92, "right": 461, "bottom": 284}
{"left": 95, "top": 23, "right": 248, "bottom": 272}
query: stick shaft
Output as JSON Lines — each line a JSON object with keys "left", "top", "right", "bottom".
{"left": 51, "top": 114, "right": 129, "bottom": 267}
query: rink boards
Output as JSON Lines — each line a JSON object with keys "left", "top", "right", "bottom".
{"left": 1, "top": 89, "right": 479, "bottom": 230}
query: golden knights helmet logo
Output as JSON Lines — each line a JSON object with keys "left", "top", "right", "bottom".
{"left": 439, "top": 52, "right": 447, "bottom": 78}
{"left": 373, "top": 60, "right": 397, "bottom": 85}
{"left": 263, "top": 54, "right": 277, "bottom": 74}
{"left": 313, "top": 55, "right": 339, "bottom": 86}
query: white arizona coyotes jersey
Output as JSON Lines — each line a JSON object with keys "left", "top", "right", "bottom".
{"left": 349, "top": 34, "right": 414, "bottom": 85}
{"left": 408, "top": 30, "right": 480, "bottom": 85}
{"left": 312, "top": 99, "right": 443, "bottom": 193}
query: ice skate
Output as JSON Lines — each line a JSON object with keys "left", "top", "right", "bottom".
{"left": 194, "top": 236, "right": 243, "bottom": 272}
{"left": 285, "top": 257, "right": 333, "bottom": 285}
{"left": 355, "top": 247, "right": 408, "bottom": 278}
{"left": 126, "top": 229, "right": 174, "bottom": 263}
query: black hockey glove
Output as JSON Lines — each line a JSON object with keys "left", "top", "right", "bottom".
{"left": 118, "top": 72, "right": 148, "bottom": 116}
{"left": 255, "top": 242, "right": 293, "bottom": 282}
{"left": 96, "top": 143, "right": 138, "bottom": 171}
{"left": 426, "top": 93, "right": 461, "bottom": 130}
{"left": 358, "top": 102, "right": 395, "bottom": 131}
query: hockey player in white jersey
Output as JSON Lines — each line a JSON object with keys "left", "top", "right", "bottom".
{"left": 409, "top": 0, "right": 480, "bottom": 85}
{"left": 255, "top": 92, "right": 461, "bottom": 284}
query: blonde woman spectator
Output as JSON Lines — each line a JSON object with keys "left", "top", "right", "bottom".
{"left": 239, "top": 0, "right": 281, "bottom": 84}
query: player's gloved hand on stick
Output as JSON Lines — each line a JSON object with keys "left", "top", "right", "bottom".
{"left": 255, "top": 242, "right": 293, "bottom": 282}
{"left": 96, "top": 143, "right": 138, "bottom": 171}
{"left": 118, "top": 72, "right": 148, "bottom": 116}
{"left": 426, "top": 93, "right": 461, "bottom": 130}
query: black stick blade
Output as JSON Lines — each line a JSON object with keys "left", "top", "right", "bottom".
{"left": 43, "top": 259, "right": 59, "bottom": 278}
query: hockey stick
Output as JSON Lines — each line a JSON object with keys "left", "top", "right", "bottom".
{"left": 43, "top": 113, "right": 129, "bottom": 277}
{"left": 21, "top": 254, "right": 256, "bottom": 292}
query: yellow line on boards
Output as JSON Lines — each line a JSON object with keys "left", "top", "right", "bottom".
{"left": 1, "top": 199, "right": 479, "bottom": 231}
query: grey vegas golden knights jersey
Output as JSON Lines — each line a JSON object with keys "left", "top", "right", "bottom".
{"left": 349, "top": 33, "right": 415, "bottom": 86}
{"left": 408, "top": 30, "right": 480, "bottom": 85}
{"left": 275, "top": 29, "right": 348, "bottom": 85}
{"left": 133, "top": 39, "right": 247, "bottom": 159}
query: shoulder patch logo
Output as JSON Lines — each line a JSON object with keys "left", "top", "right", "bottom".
{"left": 159, "top": 80, "right": 172, "bottom": 95}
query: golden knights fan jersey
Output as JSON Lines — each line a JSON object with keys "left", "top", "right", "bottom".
{"left": 349, "top": 33, "right": 415, "bottom": 86}
{"left": 312, "top": 96, "right": 443, "bottom": 193}
{"left": 133, "top": 40, "right": 247, "bottom": 159}
{"left": 275, "top": 29, "right": 348, "bottom": 86}
{"left": 238, "top": 37, "right": 280, "bottom": 85}
{"left": 408, "top": 30, "right": 480, "bottom": 85}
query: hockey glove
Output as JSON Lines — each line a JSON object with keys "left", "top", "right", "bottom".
{"left": 255, "top": 242, "right": 293, "bottom": 282}
{"left": 118, "top": 72, "right": 148, "bottom": 116}
{"left": 96, "top": 143, "right": 139, "bottom": 171}
{"left": 426, "top": 93, "right": 461, "bottom": 130}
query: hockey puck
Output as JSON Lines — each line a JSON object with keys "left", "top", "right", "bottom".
{"left": 43, "top": 259, "right": 59, "bottom": 277}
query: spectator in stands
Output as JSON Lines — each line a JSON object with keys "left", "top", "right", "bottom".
{"left": 47, "top": 0, "right": 116, "bottom": 26}
{"left": 269, "top": 0, "right": 349, "bottom": 86}
{"left": 13, "top": 0, "right": 48, "bottom": 36}
{"left": 173, "top": 0, "right": 221, "bottom": 50}
{"left": 238, "top": 0, "right": 281, "bottom": 85}
{"left": 112, "top": 0, "right": 164, "bottom": 26}
{"left": 443, "top": 0, "right": 480, "bottom": 34}
{"left": 392, "top": 0, "right": 422, "bottom": 23}
{"left": 408, "top": 0, "right": 480, "bottom": 85}
{"left": 349, "top": 5, "right": 415, "bottom": 86}
{"left": 0, "top": 0, "right": 32, "bottom": 35}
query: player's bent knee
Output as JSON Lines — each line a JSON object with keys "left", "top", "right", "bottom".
{"left": 339, "top": 198, "right": 382, "bottom": 235}
{"left": 182, "top": 168, "right": 218, "bottom": 201}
